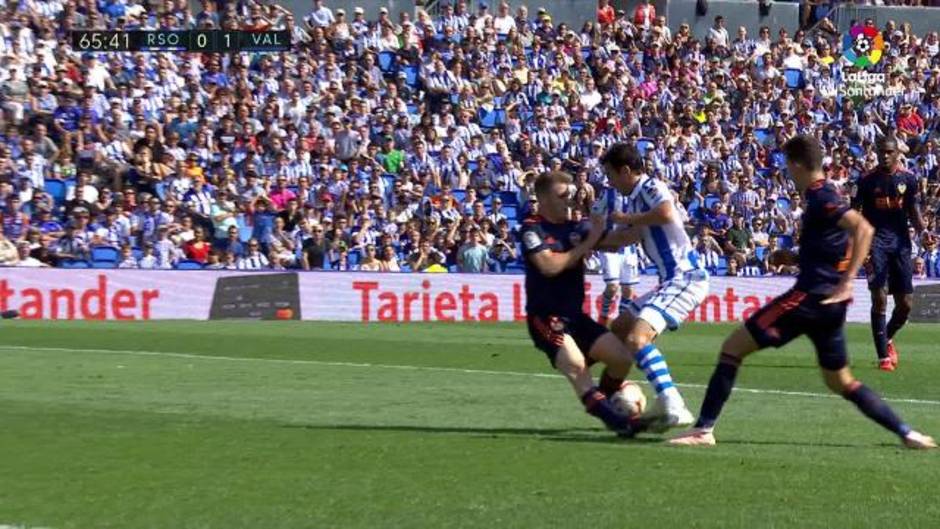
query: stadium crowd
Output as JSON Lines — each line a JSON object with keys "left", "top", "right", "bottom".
{"left": 0, "top": 0, "right": 940, "bottom": 277}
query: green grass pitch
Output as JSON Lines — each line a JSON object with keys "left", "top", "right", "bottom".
{"left": 0, "top": 321, "right": 938, "bottom": 529}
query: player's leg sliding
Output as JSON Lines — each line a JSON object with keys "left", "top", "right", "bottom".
{"left": 555, "top": 333, "right": 644, "bottom": 438}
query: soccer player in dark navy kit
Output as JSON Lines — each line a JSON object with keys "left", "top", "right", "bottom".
{"left": 852, "top": 138, "right": 924, "bottom": 371}
{"left": 520, "top": 171, "right": 644, "bottom": 437}
{"left": 669, "top": 135, "right": 935, "bottom": 449}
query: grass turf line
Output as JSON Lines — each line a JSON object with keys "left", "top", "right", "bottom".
{"left": 0, "top": 321, "right": 937, "bottom": 529}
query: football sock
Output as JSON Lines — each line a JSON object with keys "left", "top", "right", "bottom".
{"left": 581, "top": 387, "right": 629, "bottom": 432}
{"left": 600, "top": 290, "right": 615, "bottom": 321}
{"left": 634, "top": 344, "right": 682, "bottom": 404}
{"left": 842, "top": 382, "right": 912, "bottom": 438}
{"left": 871, "top": 309, "right": 888, "bottom": 360}
{"left": 886, "top": 305, "right": 910, "bottom": 340}
{"left": 695, "top": 353, "right": 742, "bottom": 429}
{"left": 599, "top": 369, "right": 625, "bottom": 398}
{"left": 618, "top": 295, "right": 633, "bottom": 317}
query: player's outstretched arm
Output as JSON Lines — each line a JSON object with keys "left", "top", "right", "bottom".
{"left": 527, "top": 215, "right": 606, "bottom": 277}
{"left": 596, "top": 226, "right": 641, "bottom": 252}
{"left": 621, "top": 201, "right": 672, "bottom": 227}
{"left": 823, "top": 210, "right": 874, "bottom": 305}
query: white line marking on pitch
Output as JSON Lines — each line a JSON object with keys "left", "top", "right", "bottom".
{"left": 2, "top": 345, "right": 939, "bottom": 406}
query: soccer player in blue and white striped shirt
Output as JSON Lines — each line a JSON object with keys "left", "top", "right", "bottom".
{"left": 599, "top": 143, "right": 710, "bottom": 432}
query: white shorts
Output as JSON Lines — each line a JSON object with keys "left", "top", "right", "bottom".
{"left": 600, "top": 251, "right": 640, "bottom": 285}
{"left": 626, "top": 269, "right": 710, "bottom": 334}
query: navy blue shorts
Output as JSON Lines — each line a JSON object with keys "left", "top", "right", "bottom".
{"left": 866, "top": 245, "right": 913, "bottom": 295}
{"left": 527, "top": 312, "right": 608, "bottom": 367}
{"left": 744, "top": 289, "right": 849, "bottom": 371}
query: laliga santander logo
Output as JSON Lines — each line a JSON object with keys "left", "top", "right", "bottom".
{"left": 843, "top": 25, "right": 884, "bottom": 68}
{"left": 838, "top": 25, "right": 899, "bottom": 100}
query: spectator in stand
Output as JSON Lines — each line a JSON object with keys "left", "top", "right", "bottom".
{"left": 0, "top": 0, "right": 936, "bottom": 278}
{"left": 379, "top": 244, "right": 401, "bottom": 272}
{"left": 0, "top": 227, "right": 18, "bottom": 266}
{"left": 238, "top": 239, "right": 270, "bottom": 270}
{"left": 302, "top": 224, "right": 329, "bottom": 270}
{"left": 457, "top": 227, "right": 489, "bottom": 273}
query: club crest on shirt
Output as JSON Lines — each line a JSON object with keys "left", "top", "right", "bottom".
{"left": 523, "top": 230, "right": 542, "bottom": 250}
{"left": 897, "top": 182, "right": 907, "bottom": 195}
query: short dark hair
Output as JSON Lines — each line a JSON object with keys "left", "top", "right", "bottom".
{"left": 782, "top": 135, "right": 823, "bottom": 171}
{"left": 876, "top": 136, "right": 899, "bottom": 154}
{"left": 534, "top": 171, "right": 573, "bottom": 198}
{"left": 600, "top": 143, "right": 644, "bottom": 173}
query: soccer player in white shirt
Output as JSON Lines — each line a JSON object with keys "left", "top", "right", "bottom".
{"left": 596, "top": 186, "right": 641, "bottom": 326}
{"left": 598, "top": 143, "right": 710, "bottom": 431}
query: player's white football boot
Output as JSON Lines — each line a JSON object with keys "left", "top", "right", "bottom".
{"left": 643, "top": 397, "right": 695, "bottom": 433}
{"left": 903, "top": 431, "right": 937, "bottom": 450}
{"left": 666, "top": 428, "right": 716, "bottom": 446}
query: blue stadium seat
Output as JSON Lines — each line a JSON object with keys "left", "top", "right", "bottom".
{"left": 687, "top": 197, "right": 701, "bottom": 219}
{"left": 175, "top": 260, "right": 204, "bottom": 270}
{"left": 452, "top": 189, "right": 467, "bottom": 202}
{"left": 715, "top": 256, "right": 729, "bottom": 276}
{"left": 467, "top": 160, "right": 479, "bottom": 173}
{"left": 754, "top": 128, "right": 773, "bottom": 145}
{"left": 91, "top": 245, "right": 120, "bottom": 263}
{"left": 406, "top": 103, "right": 418, "bottom": 115}
{"left": 348, "top": 249, "right": 361, "bottom": 267}
{"left": 704, "top": 195, "right": 720, "bottom": 210}
{"left": 132, "top": 247, "right": 143, "bottom": 261}
{"left": 61, "top": 259, "right": 90, "bottom": 269}
{"left": 506, "top": 263, "right": 525, "bottom": 274}
{"left": 636, "top": 138, "right": 655, "bottom": 157}
{"left": 777, "top": 235, "right": 794, "bottom": 249}
{"left": 403, "top": 64, "right": 419, "bottom": 87}
{"left": 499, "top": 191, "right": 518, "bottom": 205}
{"left": 44, "top": 179, "right": 67, "bottom": 206}
{"left": 503, "top": 204, "right": 518, "bottom": 221}
{"left": 378, "top": 51, "right": 397, "bottom": 74}
{"left": 755, "top": 246, "right": 767, "bottom": 262}
{"left": 479, "top": 109, "right": 505, "bottom": 130}
{"left": 92, "top": 260, "right": 116, "bottom": 269}
{"left": 776, "top": 197, "right": 791, "bottom": 213}
{"left": 849, "top": 143, "right": 864, "bottom": 158}
{"left": 784, "top": 68, "right": 804, "bottom": 89}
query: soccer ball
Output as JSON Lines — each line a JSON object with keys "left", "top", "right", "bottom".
{"left": 610, "top": 381, "right": 648, "bottom": 418}
{"left": 854, "top": 34, "right": 871, "bottom": 54}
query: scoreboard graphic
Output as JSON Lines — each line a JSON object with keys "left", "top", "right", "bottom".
{"left": 70, "top": 30, "right": 290, "bottom": 53}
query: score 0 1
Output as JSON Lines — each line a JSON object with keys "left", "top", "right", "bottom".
{"left": 190, "top": 31, "right": 240, "bottom": 53}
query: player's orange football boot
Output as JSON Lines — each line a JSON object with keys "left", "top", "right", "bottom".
{"left": 878, "top": 357, "right": 896, "bottom": 372}
{"left": 887, "top": 340, "right": 899, "bottom": 368}
{"left": 666, "top": 428, "right": 716, "bottom": 446}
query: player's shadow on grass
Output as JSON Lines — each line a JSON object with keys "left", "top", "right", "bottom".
{"left": 283, "top": 423, "right": 661, "bottom": 443}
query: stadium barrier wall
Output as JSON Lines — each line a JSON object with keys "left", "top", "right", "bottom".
{"left": 3, "top": 268, "right": 937, "bottom": 322}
